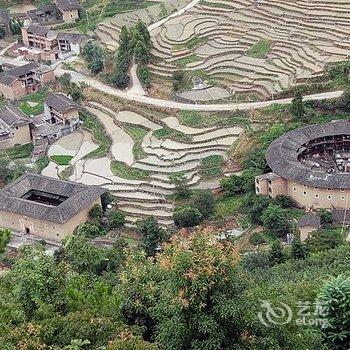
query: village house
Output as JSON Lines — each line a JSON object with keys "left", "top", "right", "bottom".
{"left": 21, "top": 24, "right": 59, "bottom": 61}
{"left": 0, "top": 62, "right": 55, "bottom": 100}
{"left": 57, "top": 32, "right": 85, "bottom": 58}
{"left": 0, "top": 10, "right": 11, "bottom": 34}
{"left": 0, "top": 105, "right": 31, "bottom": 150}
{"left": 0, "top": 173, "right": 106, "bottom": 240}
{"left": 31, "top": 92, "right": 81, "bottom": 147}
{"left": 296, "top": 212, "right": 321, "bottom": 241}
{"left": 54, "top": 0, "right": 80, "bottom": 23}
{"left": 27, "top": 4, "right": 61, "bottom": 25}
{"left": 20, "top": 23, "right": 85, "bottom": 61}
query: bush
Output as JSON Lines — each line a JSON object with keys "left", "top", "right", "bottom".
{"left": 108, "top": 210, "right": 125, "bottom": 229}
{"left": 77, "top": 223, "right": 103, "bottom": 238}
{"left": 249, "top": 232, "right": 266, "bottom": 246}
{"left": 193, "top": 190, "right": 215, "bottom": 219}
{"left": 89, "top": 204, "right": 103, "bottom": 220}
{"left": 173, "top": 205, "right": 202, "bottom": 227}
{"left": 274, "top": 195, "right": 295, "bottom": 208}
{"left": 306, "top": 228, "right": 344, "bottom": 253}
{"left": 172, "top": 70, "right": 186, "bottom": 92}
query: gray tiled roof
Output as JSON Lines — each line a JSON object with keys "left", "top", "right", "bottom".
{"left": 297, "top": 212, "right": 321, "bottom": 228}
{"left": 55, "top": 0, "right": 80, "bottom": 11}
{"left": 0, "top": 10, "right": 10, "bottom": 27}
{"left": 26, "top": 23, "right": 50, "bottom": 36}
{"left": 0, "top": 173, "right": 106, "bottom": 224}
{"left": 57, "top": 32, "right": 85, "bottom": 43}
{"left": 332, "top": 208, "right": 350, "bottom": 224}
{"left": 0, "top": 105, "right": 30, "bottom": 128}
{"left": 0, "top": 62, "right": 39, "bottom": 86}
{"left": 266, "top": 121, "right": 350, "bottom": 189}
{"left": 45, "top": 92, "right": 79, "bottom": 113}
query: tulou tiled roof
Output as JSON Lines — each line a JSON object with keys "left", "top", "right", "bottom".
{"left": 0, "top": 173, "right": 106, "bottom": 224}
{"left": 26, "top": 23, "right": 50, "bottom": 36}
{"left": 266, "top": 121, "right": 350, "bottom": 189}
{"left": 45, "top": 92, "right": 79, "bottom": 113}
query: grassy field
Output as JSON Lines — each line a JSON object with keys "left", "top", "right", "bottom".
{"left": 247, "top": 39, "right": 272, "bottom": 58}
{"left": 2, "top": 143, "right": 33, "bottom": 159}
{"left": 199, "top": 155, "right": 224, "bottom": 178}
{"left": 124, "top": 124, "right": 148, "bottom": 160}
{"left": 19, "top": 89, "right": 48, "bottom": 116}
{"left": 81, "top": 111, "right": 112, "bottom": 159}
{"left": 214, "top": 195, "right": 244, "bottom": 219}
{"left": 173, "top": 54, "right": 202, "bottom": 68}
{"left": 111, "top": 161, "right": 150, "bottom": 180}
{"left": 153, "top": 127, "right": 192, "bottom": 143}
{"left": 50, "top": 155, "right": 74, "bottom": 166}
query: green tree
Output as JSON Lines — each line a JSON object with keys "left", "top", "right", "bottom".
{"left": 0, "top": 27, "right": 5, "bottom": 39}
{"left": 291, "top": 89, "right": 305, "bottom": 119}
{"left": 193, "top": 190, "right": 215, "bottom": 219}
{"left": 269, "top": 239, "right": 286, "bottom": 265}
{"left": 82, "top": 41, "right": 104, "bottom": 74}
{"left": 89, "top": 204, "right": 103, "bottom": 220}
{"left": 220, "top": 174, "right": 245, "bottom": 195}
{"left": 306, "top": 228, "right": 344, "bottom": 252}
{"left": 290, "top": 234, "right": 308, "bottom": 260}
{"left": 137, "top": 217, "right": 165, "bottom": 256}
{"left": 319, "top": 209, "right": 333, "bottom": 226}
{"left": 9, "top": 18, "right": 22, "bottom": 35}
{"left": 137, "top": 64, "right": 151, "bottom": 87}
{"left": 339, "top": 88, "right": 350, "bottom": 112}
{"left": 173, "top": 205, "right": 202, "bottom": 227}
{"left": 261, "top": 204, "right": 291, "bottom": 237}
{"left": 120, "top": 228, "right": 254, "bottom": 350}
{"left": 169, "top": 172, "right": 191, "bottom": 199}
{"left": 134, "top": 40, "right": 150, "bottom": 64}
{"left": 77, "top": 223, "right": 103, "bottom": 238}
{"left": 243, "top": 193, "right": 272, "bottom": 225}
{"left": 172, "top": 70, "right": 185, "bottom": 92}
{"left": 135, "top": 20, "right": 151, "bottom": 47}
{"left": 0, "top": 229, "right": 10, "bottom": 253}
{"left": 108, "top": 210, "right": 125, "bottom": 229}
{"left": 316, "top": 275, "right": 350, "bottom": 350}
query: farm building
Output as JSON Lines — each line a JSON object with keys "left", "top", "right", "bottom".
{"left": 0, "top": 173, "right": 105, "bottom": 240}
{"left": 255, "top": 121, "right": 350, "bottom": 209}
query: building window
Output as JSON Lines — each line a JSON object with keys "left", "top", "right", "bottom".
{"left": 340, "top": 188, "right": 345, "bottom": 192}
{"left": 268, "top": 187, "right": 272, "bottom": 193}
{"left": 303, "top": 191, "right": 307, "bottom": 195}
{"left": 328, "top": 195, "right": 332, "bottom": 200}
{"left": 293, "top": 187, "right": 296, "bottom": 192}
{"left": 315, "top": 194, "right": 319, "bottom": 198}
{"left": 256, "top": 187, "right": 260, "bottom": 193}
{"left": 341, "top": 196, "right": 345, "bottom": 200}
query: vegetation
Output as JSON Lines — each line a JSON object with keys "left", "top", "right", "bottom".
{"left": 19, "top": 89, "right": 48, "bottom": 116}
{"left": 50, "top": 155, "right": 74, "bottom": 166}
{"left": 247, "top": 38, "right": 272, "bottom": 58}
{"left": 111, "top": 160, "right": 150, "bottom": 180}
{"left": 81, "top": 41, "right": 105, "bottom": 74}
{"left": 200, "top": 154, "right": 224, "bottom": 178}
{"left": 80, "top": 110, "right": 112, "bottom": 158}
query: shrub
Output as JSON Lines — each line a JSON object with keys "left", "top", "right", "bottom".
{"left": 173, "top": 205, "right": 202, "bottom": 227}
{"left": 193, "top": 190, "right": 215, "bottom": 219}
{"left": 108, "top": 210, "right": 125, "bottom": 229}
{"left": 89, "top": 204, "right": 103, "bottom": 220}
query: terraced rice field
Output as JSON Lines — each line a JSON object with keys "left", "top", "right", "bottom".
{"left": 95, "top": 0, "right": 193, "bottom": 50}
{"left": 148, "top": 0, "right": 350, "bottom": 98}
{"left": 42, "top": 102, "right": 244, "bottom": 227}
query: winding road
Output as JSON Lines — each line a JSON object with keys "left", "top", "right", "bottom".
{"left": 0, "top": 55, "right": 343, "bottom": 112}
